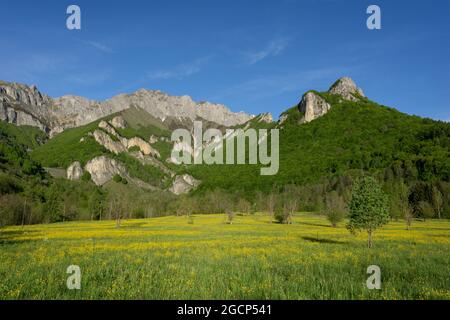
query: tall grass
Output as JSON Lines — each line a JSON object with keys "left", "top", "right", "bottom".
{"left": 0, "top": 214, "right": 449, "bottom": 299}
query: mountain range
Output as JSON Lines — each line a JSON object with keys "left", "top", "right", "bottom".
{"left": 0, "top": 80, "right": 254, "bottom": 137}
{"left": 0, "top": 77, "right": 449, "bottom": 225}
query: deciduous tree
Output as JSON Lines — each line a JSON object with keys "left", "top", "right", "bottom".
{"left": 347, "top": 176, "right": 389, "bottom": 248}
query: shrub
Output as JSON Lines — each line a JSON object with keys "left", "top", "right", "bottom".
{"left": 0, "top": 174, "right": 22, "bottom": 195}
{"left": 81, "top": 171, "right": 91, "bottom": 182}
{"left": 113, "top": 174, "right": 123, "bottom": 183}
{"left": 274, "top": 206, "right": 292, "bottom": 224}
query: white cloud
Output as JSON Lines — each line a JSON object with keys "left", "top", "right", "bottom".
{"left": 66, "top": 71, "right": 111, "bottom": 86}
{"left": 83, "top": 41, "right": 114, "bottom": 53}
{"left": 244, "top": 38, "right": 289, "bottom": 65}
{"left": 146, "top": 57, "right": 210, "bottom": 80}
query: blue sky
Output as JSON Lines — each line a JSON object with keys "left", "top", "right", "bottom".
{"left": 1, "top": 0, "right": 449, "bottom": 121}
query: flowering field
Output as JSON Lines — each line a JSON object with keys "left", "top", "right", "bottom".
{"left": 0, "top": 214, "right": 449, "bottom": 299}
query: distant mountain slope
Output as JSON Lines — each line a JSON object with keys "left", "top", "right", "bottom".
{"left": 0, "top": 80, "right": 254, "bottom": 136}
{"left": 30, "top": 106, "right": 179, "bottom": 190}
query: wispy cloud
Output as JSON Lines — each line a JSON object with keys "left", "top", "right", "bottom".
{"left": 244, "top": 38, "right": 290, "bottom": 65}
{"left": 66, "top": 70, "right": 112, "bottom": 86}
{"left": 146, "top": 57, "right": 211, "bottom": 80}
{"left": 83, "top": 41, "right": 114, "bottom": 53}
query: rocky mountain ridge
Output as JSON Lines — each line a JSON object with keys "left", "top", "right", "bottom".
{"left": 0, "top": 80, "right": 254, "bottom": 136}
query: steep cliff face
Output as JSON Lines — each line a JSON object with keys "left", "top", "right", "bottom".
{"left": 298, "top": 92, "right": 331, "bottom": 123}
{"left": 0, "top": 82, "right": 52, "bottom": 132}
{"left": 66, "top": 161, "right": 83, "bottom": 180}
{"left": 0, "top": 80, "right": 253, "bottom": 136}
{"left": 84, "top": 156, "right": 126, "bottom": 186}
{"left": 0, "top": 101, "right": 48, "bottom": 132}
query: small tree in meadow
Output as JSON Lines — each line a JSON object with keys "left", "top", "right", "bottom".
{"left": 431, "top": 186, "right": 443, "bottom": 219}
{"left": 325, "top": 191, "right": 346, "bottom": 227}
{"left": 266, "top": 193, "right": 276, "bottom": 223}
{"left": 237, "top": 198, "right": 251, "bottom": 215}
{"left": 226, "top": 208, "right": 235, "bottom": 224}
{"left": 398, "top": 181, "right": 413, "bottom": 230}
{"left": 347, "top": 176, "right": 389, "bottom": 248}
{"left": 404, "top": 208, "right": 414, "bottom": 230}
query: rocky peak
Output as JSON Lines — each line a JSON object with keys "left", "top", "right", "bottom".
{"left": 328, "top": 77, "right": 365, "bottom": 101}
{"left": 110, "top": 115, "right": 127, "bottom": 129}
{"left": 0, "top": 82, "right": 51, "bottom": 132}
{"left": 257, "top": 112, "right": 273, "bottom": 123}
{"left": 0, "top": 82, "right": 51, "bottom": 107}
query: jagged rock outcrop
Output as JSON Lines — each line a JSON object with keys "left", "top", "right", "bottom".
{"left": 0, "top": 102, "right": 48, "bottom": 131}
{"left": 130, "top": 151, "right": 174, "bottom": 176}
{"left": 298, "top": 92, "right": 331, "bottom": 123}
{"left": 148, "top": 135, "right": 158, "bottom": 144}
{"left": 257, "top": 112, "right": 273, "bottom": 123}
{"left": 66, "top": 161, "right": 83, "bottom": 180}
{"left": 93, "top": 120, "right": 161, "bottom": 158}
{"left": 278, "top": 113, "right": 289, "bottom": 125}
{"left": 98, "top": 120, "right": 119, "bottom": 137}
{"left": 0, "top": 82, "right": 52, "bottom": 107}
{"left": 93, "top": 130, "right": 127, "bottom": 154}
{"left": 84, "top": 156, "right": 126, "bottom": 186}
{"left": 49, "top": 126, "right": 64, "bottom": 138}
{"left": 127, "top": 137, "right": 160, "bottom": 157}
{"left": 110, "top": 115, "right": 127, "bottom": 129}
{"left": 329, "top": 77, "right": 365, "bottom": 101}
{"left": 0, "top": 82, "right": 54, "bottom": 132}
{"left": 169, "top": 174, "right": 200, "bottom": 195}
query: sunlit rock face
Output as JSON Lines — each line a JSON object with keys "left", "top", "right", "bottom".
{"left": 169, "top": 174, "right": 200, "bottom": 195}
{"left": 298, "top": 92, "right": 331, "bottom": 123}
{"left": 67, "top": 161, "right": 83, "bottom": 180}
{"left": 328, "top": 77, "right": 365, "bottom": 102}
{"left": 84, "top": 156, "right": 126, "bottom": 186}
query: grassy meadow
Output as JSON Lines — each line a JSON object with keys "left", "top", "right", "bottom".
{"left": 0, "top": 213, "right": 449, "bottom": 300}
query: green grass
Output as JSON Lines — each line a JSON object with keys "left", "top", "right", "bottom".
{"left": 30, "top": 120, "right": 108, "bottom": 167}
{"left": 116, "top": 106, "right": 171, "bottom": 140}
{"left": 29, "top": 106, "right": 173, "bottom": 168}
{"left": 1, "top": 214, "right": 449, "bottom": 299}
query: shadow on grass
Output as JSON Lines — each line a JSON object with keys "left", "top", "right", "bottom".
{"left": 0, "top": 229, "right": 46, "bottom": 246}
{"left": 296, "top": 221, "right": 332, "bottom": 228}
{"left": 115, "top": 221, "right": 147, "bottom": 229}
{"left": 301, "top": 236, "right": 347, "bottom": 245}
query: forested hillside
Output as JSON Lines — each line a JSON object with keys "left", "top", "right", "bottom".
{"left": 185, "top": 93, "right": 450, "bottom": 217}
